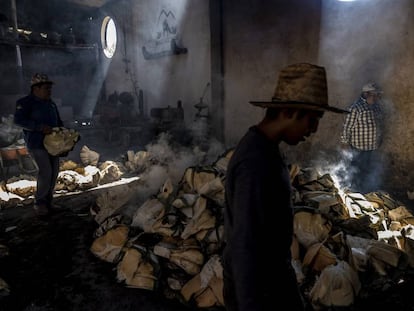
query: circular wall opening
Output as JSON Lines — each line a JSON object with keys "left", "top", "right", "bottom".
{"left": 101, "top": 16, "right": 117, "bottom": 58}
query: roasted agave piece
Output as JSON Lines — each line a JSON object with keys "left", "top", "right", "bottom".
{"left": 43, "top": 127, "right": 80, "bottom": 156}
{"left": 90, "top": 224, "right": 129, "bottom": 263}
{"left": 116, "top": 246, "right": 159, "bottom": 290}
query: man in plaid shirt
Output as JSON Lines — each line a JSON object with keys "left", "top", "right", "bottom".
{"left": 341, "top": 82, "right": 384, "bottom": 193}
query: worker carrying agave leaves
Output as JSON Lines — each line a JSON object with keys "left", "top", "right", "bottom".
{"left": 14, "top": 73, "right": 79, "bottom": 217}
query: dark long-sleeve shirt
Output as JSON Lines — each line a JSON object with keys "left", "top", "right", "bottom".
{"left": 223, "top": 126, "right": 303, "bottom": 311}
{"left": 14, "top": 94, "right": 63, "bottom": 150}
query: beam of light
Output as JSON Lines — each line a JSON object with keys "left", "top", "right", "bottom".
{"left": 78, "top": 48, "right": 112, "bottom": 119}
{"left": 78, "top": 16, "right": 117, "bottom": 119}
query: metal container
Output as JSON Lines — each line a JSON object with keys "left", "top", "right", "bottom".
{"left": 0, "top": 145, "right": 28, "bottom": 160}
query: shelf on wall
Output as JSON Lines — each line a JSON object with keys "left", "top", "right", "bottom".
{"left": 0, "top": 39, "right": 97, "bottom": 50}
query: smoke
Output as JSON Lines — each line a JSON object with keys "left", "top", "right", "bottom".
{"left": 310, "top": 148, "right": 355, "bottom": 191}
{"left": 125, "top": 132, "right": 225, "bottom": 210}
{"left": 145, "top": 133, "right": 203, "bottom": 183}
{"left": 311, "top": 147, "right": 386, "bottom": 194}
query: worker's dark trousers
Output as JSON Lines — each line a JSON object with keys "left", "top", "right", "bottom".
{"left": 30, "top": 148, "right": 60, "bottom": 208}
{"left": 350, "top": 148, "right": 383, "bottom": 193}
{"left": 223, "top": 263, "right": 306, "bottom": 311}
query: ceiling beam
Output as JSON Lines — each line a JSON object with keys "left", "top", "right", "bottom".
{"left": 65, "top": 0, "right": 110, "bottom": 8}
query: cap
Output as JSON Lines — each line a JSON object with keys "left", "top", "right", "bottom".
{"left": 31, "top": 73, "right": 54, "bottom": 87}
{"left": 362, "top": 82, "right": 382, "bottom": 94}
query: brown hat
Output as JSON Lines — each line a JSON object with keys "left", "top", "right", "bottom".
{"left": 31, "top": 73, "right": 54, "bottom": 87}
{"left": 250, "top": 63, "right": 349, "bottom": 114}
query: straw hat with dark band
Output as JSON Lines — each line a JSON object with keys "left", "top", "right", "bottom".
{"left": 250, "top": 63, "right": 349, "bottom": 114}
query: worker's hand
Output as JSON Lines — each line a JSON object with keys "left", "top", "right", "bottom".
{"left": 41, "top": 125, "right": 53, "bottom": 134}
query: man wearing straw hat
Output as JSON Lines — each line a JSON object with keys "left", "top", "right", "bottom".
{"left": 14, "top": 73, "right": 64, "bottom": 217}
{"left": 222, "top": 63, "right": 348, "bottom": 311}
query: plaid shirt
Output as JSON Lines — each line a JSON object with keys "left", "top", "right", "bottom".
{"left": 341, "top": 96, "right": 383, "bottom": 150}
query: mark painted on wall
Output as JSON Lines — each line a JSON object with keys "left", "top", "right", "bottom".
{"left": 142, "top": 8, "right": 187, "bottom": 60}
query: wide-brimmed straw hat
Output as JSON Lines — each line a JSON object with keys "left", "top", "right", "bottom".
{"left": 250, "top": 63, "right": 349, "bottom": 114}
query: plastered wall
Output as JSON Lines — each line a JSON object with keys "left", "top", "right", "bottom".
{"left": 318, "top": 0, "right": 414, "bottom": 192}
{"left": 221, "top": 0, "right": 414, "bottom": 194}
{"left": 104, "top": 0, "right": 211, "bottom": 128}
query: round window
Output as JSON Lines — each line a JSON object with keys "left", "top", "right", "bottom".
{"left": 101, "top": 16, "right": 117, "bottom": 58}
